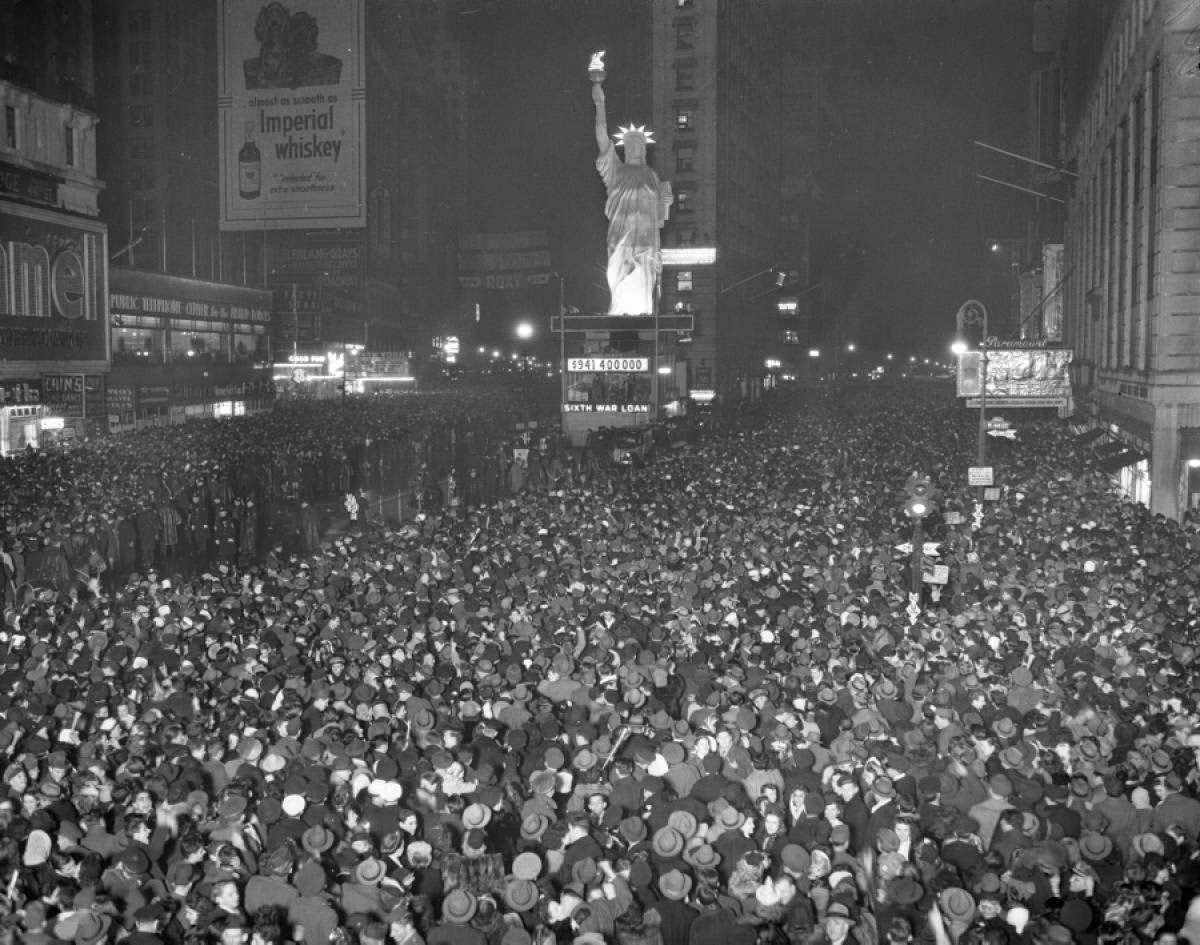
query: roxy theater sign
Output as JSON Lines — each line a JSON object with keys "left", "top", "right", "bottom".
{"left": 0, "top": 236, "right": 96, "bottom": 321}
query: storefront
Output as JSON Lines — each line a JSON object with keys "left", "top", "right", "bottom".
{"left": 108, "top": 269, "right": 275, "bottom": 427}
{"left": 0, "top": 200, "right": 110, "bottom": 441}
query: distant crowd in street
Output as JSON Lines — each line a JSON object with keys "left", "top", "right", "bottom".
{"left": 4, "top": 382, "right": 1200, "bottom": 945}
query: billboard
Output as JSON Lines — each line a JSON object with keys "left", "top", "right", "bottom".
{"left": 0, "top": 203, "right": 107, "bottom": 363}
{"left": 269, "top": 233, "right": 363, "bottom": 318}
{"left": 957, "top": 347, "right": 1072, "bottom": 407}
{"left": 457, "top": 231, "right": 551, "bottom": 290}
{"left": 218, "top": 0, "right": 366, "bottom": 230}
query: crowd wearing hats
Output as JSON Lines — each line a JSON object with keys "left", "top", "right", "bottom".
{"left": 4, "top": 384, "right": 1200, "bottom": 945}
{"left": 0, "top": 391, "right": 575, "bottom": 601}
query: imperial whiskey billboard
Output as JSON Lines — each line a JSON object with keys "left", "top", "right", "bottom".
{"left": 218, "top": 0, "right": 366, "bottom": 230}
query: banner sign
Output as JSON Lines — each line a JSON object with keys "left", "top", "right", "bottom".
{"left": 457, "top": 231, "right": 551, "bottom": 290}
{"left": 957, "top": 348, "right": 1072, "bottom": 404}
{"left": 0, "top": 204, "right": 107, "bottom": 362}
{"left": 218, "top": 0, "right": 366, "bottom": 230}
{"left": 562, "top": 403, "right": 651, "bottom": 414}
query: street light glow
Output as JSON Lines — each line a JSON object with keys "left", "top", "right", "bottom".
{"left": 515, "top": 321, "right": 534, "bottom": 340}
{"left": 885, "top": 353, "right": 894, "bottom": 360}
{"left": 846, "top": 343, "right": 856, "bottom": 352}
{"left": 951, "top": 340, "right": 968, "bottom": 356}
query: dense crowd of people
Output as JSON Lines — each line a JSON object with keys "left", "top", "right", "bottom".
{"left": 3, "top": 383, "right": 1200, "bottom": 945}
{"left": 0, "top": 391, "right": 572, "bottom": 602}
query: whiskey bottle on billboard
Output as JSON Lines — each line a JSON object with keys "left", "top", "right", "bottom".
{"left": 238, "top": 120, "right": 261, "bottom": 199}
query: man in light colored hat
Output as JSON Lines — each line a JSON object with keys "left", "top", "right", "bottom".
{"left": 654, "top": 868, "right": 698, "bottom": 945}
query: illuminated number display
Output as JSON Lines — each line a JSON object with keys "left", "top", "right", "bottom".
{"left": 567, "top": 357, "right": 650, "bottom": 373}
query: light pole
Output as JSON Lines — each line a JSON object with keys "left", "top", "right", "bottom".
{"left": 516, "top": 321, "right": 534, "bottom": 388}
{"left": 954, "top": 300, "right": 990, "bottom": 526}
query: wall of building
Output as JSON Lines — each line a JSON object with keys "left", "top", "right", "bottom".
{"left": 651, "top": 0, "right": 786, "bottom": 400}
{"left": 1062, "top": 0, "right": 1200, "bottom": 517}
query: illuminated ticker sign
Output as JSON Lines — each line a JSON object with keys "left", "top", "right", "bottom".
{"left": 567, "top": 357, "right": 649, "bottom": 373}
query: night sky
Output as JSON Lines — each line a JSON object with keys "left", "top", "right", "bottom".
{"left": 459, "top": 0, "right": 1036, "bottom": 357}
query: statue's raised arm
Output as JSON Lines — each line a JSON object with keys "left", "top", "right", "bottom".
{"left": 590, "top": 52, "right": 610, "bottom": 154}
{"left": 592, "top": 80, "right": 610, "bottom": 155}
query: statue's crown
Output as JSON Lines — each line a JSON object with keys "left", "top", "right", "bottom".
{"left": 614, "top": 124, "right": 655, "bottom": 147}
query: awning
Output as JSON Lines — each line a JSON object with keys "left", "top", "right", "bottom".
{"left": 1097, "top": 449, "right": 1148, "bottom": 474}
{"left": 1075, "top": 427, "right": 1105, "bottom": 444}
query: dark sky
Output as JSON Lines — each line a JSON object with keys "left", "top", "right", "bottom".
{"left": 458, "top": 0, "right": 1036, "bottom": 356}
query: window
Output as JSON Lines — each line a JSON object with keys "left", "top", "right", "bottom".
{"left": 130, "top": 104, "right": 154, "bottom": 127}
{"left": 4, "top": 106, "right": 15, "bottom": 149}
{"left": 129, "top": 139, "right": 153, "bottom": 160}
{"left": 130, "top": 72, "right": 154, "bottom": 96}
{"left": 676, "top": 19, "right": 695, "bottom": 50}
{"left": 676, "top": 147, "right": 695, "bottom": 173}
{"left": 782, "top": 330, "right": 800, "bottom": 345}
{"left": 129, "top": 165, "right": 153, "bottom": 190}
{"left": 132, "top": 195, "right": 156, "bottom": 225}
{"left": 676, "top": 110, "right": 693, "bottom": 131}
{"left": 64, "top": 123, "right": 75, "bottom": 167}
{"left": 675, "top": 189, "right": 692, "bottom": 214}
{"left": 675, "top": 66, "right": 695, "bottom": 91}
{"left": 676, "top": 0, "right": 693, "bottom": 7}
{"left": 128, "top": 8, "right": 151, "bottom": 32}
{"left": 129, "top": 40, "right": 152, "bottom": 68}
{"left": 675, "top": 228, "right": 696, "bottom": 247}
{"left": 676, "top": 271, "right": 693, "bottom": 293}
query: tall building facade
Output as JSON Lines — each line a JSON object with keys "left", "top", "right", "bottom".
{"left": 651, "top": 0, "right": 788, "bottom": 399}
{"left": 0, "top": 0, "right": 109, "bottom": 443}
{"left": 1060, "top": 0, "right": 1200, "bottom": 518}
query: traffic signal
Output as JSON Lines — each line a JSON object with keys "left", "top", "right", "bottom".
{"left": 904, "top": 473, "right": 936, "bottom": 520}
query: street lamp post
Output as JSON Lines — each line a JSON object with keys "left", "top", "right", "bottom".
{"left": 516, "top": 322, "right": 534, "bottom": 389}
{"left": 953, "top": 299, "right": 990, "bottom": 470}
{"left": 976, "top": 315, "right": 989, "bottom": 468}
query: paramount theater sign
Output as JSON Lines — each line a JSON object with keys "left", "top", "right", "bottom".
{"left": 0, "top": 206, "right": 107, "bottom": 362}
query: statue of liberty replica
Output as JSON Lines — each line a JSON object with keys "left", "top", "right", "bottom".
{"left": 590, "top": 52, "right": 673, "bottom": 316}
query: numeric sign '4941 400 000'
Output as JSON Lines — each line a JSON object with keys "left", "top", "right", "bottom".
{"left": 567, "top": 357, "right": 650, "bottom": 373}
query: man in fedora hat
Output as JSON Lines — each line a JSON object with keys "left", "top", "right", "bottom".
{"left": 813, "top": 902, "right": 859, "bottom": 945}
{"left": 654, "top": 869, "right": 697, "bottom": 945}
{"left": 429, "top": 889, "right": 484, "bottom": 945}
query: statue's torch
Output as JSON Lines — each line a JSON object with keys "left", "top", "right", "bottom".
{"left": 588, "top": 50, "right": 606, "bottom": 84}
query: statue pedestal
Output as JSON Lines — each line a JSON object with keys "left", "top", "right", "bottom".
{"left": 552, "top": 312, "right": 694, "bottom": 446}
